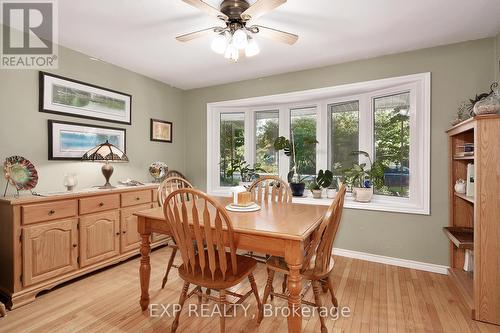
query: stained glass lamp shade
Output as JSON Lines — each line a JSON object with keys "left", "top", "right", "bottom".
{"left": 81, "top": 140, "right": 128, "bottom": 189}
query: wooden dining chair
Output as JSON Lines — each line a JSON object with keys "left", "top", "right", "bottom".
{"left": 165, "top": 169, "right": 187, "bottom": 180}
{"left": 259, "top": 185, "right": 346, "bottom": 333}
{"left": 247, "top": 176, "right": 293, "bottom": 266}
{"left": 163, "top": 188, "right": 262, "bottom": 333}
{"left": 249, "top": 175, "right": 293, "bottom": 204}
{"left": 157, "top": 176, "right": 193, "bottom": 288}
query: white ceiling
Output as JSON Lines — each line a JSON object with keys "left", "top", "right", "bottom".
{"left": 58, "top": 0, "right": 500, "bottom": 90}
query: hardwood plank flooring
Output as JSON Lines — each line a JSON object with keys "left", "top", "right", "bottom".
{"left": 1, "top": 247, "right": 499, "bottom": 333}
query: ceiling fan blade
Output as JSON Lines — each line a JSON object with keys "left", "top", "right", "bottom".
{"left": 241, "top": 0, "right": 287, "bottom": 21}
{"left": 252, "top": 25, "right": 298, "bottom": 45}
{"left": 176, "top": 27, "right": 221, "bottom": 42}
{"left": 182, "top": 0, "right": 228, "bottom": 21}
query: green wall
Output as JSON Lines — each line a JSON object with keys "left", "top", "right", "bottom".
{"left": 182, "top": 38, "right": 496, "bottom": 266}
{"left": 0, "top": 44, "right": 185, "bottom": 193}
{"left": 496, "top": 32, "right": 500, "bottom": 81}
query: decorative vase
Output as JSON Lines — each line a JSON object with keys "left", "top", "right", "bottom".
{"left": 473, "top": 91, "right": 500, "bottom": 115}
{"left": 454, "top": 179, "right": 466, "bottom": 194}
{"left": 353, "top": 187, "right": 373, "bottom": 202}
{"left": 289, "top": 182, "right": 305, "bottom": 197}
{"left": 312, "top": 189, "right": 322, "bottom": 199}
{"left": 326, "top": 188, "right": 337, "bottom": 199}
{"left": 63, "top": 174, "right": 77, "bottom": 191}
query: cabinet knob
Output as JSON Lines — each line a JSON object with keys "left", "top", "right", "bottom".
{"left": 122, "top": 230, "right": 127, "bottom": 234}
{"left": 99, "top": 202, "right": 104, "bottom": 207}
{"left": 135, "top": 197, "right": 140, "bottom": 201}
{"left": 115, "top": 232, "right": 120, "bottom": 236}
{"left": 73, "top": 244, "right": 77, "bottom": 248}
{"left": 48, "top": 210, "right": 55, "bottom": 215}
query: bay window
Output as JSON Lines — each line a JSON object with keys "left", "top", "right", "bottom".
{"left": 207, "top": 73, "right": 430, "bottom": 214}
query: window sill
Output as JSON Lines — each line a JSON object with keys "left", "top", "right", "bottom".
{"left": 209, "top": 190, "right": 429, "bottom": 215}
{"left": 292, "top": 193, "right": 428, "bottom": 215}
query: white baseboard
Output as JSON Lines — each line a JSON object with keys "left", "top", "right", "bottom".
{"left": 333, "top": 248, "right": 449, "bottom": 275}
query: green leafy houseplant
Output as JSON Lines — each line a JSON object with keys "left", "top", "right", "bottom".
{"left": 274, "top": 133, "right": 318, "bottom": 197}
{"left": 342, "top": 150, "right": 386, "bottom": 202}
{"left": 227, "top": 160, "right": 266, "bottom": 183}
{"left": 308, "top": 169, "right": 333, "bottom": 199}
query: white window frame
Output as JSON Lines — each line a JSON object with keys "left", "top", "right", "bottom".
{"left": 207, "top": 73, "right": 431, "bottom": 215}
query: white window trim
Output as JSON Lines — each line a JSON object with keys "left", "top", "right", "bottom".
{"left": 207, "top": 73, "right": 431, "bottom": 215}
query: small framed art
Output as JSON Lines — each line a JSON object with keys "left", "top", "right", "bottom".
{"left": 150, "top": 119, "right": 172, "bottom": 143}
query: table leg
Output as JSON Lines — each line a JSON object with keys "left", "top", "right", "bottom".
{"left": 139, "top": 217, "right": 151, "bottom": 311}
{"left": 285, "top": 241, "right": 303, "bottom": 333}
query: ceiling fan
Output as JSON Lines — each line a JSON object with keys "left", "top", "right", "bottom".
{"left": 176, "top": 0, "right": 298, "bottom": 62}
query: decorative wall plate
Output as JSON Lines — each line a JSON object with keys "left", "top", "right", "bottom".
{"left": 149, "top": 162, "right": 168, "bottom": 183}
{"left": 4, "top": 156, "right": 39, "bottom": 191}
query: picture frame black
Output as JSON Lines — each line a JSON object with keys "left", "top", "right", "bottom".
{"left": 48, "top": 120, "right": 127, "bottom": 161}
{"left": 150, "top": 119, "right": 173, "bottom": 143}
{"left": 39, "top": 71, "right": 132, "bottom": 125}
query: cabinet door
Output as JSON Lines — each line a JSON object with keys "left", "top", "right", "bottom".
{"left": 79, "top": 211, "right": 120, "bottom": 267}
{"left": 120, "top": 203, "right": 152, "bottom": 253}
{"left": 22, "top": 219, "right": 78, "bottom": 286}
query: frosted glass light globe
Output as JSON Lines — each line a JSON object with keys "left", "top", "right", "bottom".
{"left": 211, "top": 33, "right": 228, "bottom": 54}
{"left": 245, "top": 38, "right": 260, "bottom": 57}
{"left": 232, "top": 29, "right": 248, "bottom": 50}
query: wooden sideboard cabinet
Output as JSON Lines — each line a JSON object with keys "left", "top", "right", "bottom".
{"left": 0, "top": 184, "right": 167, "bottom": 309}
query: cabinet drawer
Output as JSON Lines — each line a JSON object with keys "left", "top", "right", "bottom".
{"left": 121, "top": 190, "right": 152, "bottom": 207}
{"left": 79, "top": 194, "right": 120, "bottom": 215}
{"left": 22, "top": 200, "right": 77, "bottom": 225}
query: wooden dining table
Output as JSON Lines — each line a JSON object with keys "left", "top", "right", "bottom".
{"left": 134, "top": 196, "right": 328, "bottom": 333}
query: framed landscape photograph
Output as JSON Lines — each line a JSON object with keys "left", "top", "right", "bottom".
{"left": 40, "top": 72, "right": 132, "bottom": 124}
{"left": 48, "top": 120, "right": 126, "bottom": 160}
{"left": 150, "top": 119, "right": 172, "bottom": 143}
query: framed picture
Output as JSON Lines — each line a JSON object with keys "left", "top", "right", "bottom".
{"left": 40, "top": 72, "right": 132, "bottom": 125}
{"left": 150, "top": 119, "right": 173, "bottom": 143}
{"left": 48, "top": 120, "right": 126, "bottom": 160}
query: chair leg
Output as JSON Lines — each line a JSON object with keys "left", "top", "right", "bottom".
{"left": 205, "top": 288, "right": 211, "bottom": 302}
{"left": 171, "top": 281, "right": 189, "bottom": 333}
{"left": 282, "top": 274, "right": 288, "bottom": 293}
{"left": 321, "top": 279, "right": 328, "bottom": 293}
{"left": 219, "top": 289, "right": 226, "bottom": 333}
{"left": 162, "top": 247, "right": 177, "bottom": 288}
{"left": 326, "top": 276, "right": 338, "bottom": 308}
{"left": 312, "top": 280, "right": 328, "bottom": 333}
{"left": 248, "top": 273, "right": 262, "bottom": 322}
{"left": 259, "top": 268, "right": 275, "bottom": 323}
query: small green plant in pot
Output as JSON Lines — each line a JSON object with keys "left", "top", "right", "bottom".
{"left": 308, "top": 169, "right": 333, "bottom": 199}
{"left": 274, "top": 133, "right": 318, "bottom": 197}
{"left": 342, "top": 150, "right": 386, "bottom": 202}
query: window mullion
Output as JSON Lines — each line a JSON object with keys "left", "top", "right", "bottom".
{"left": 358, "top": 95, "right": 373, "bottom": 164}
{"left": 317, "top": 101, "right": 328, "bottom": 173}
{"left": 245, "top": 109, "right": 254, "bottom": 166}
{"left": 279, "top": 105, "right": 290, "bottom": 180}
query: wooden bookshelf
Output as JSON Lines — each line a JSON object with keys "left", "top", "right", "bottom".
{"left": 446, "top": 115, "right": 500, "bottom": 325}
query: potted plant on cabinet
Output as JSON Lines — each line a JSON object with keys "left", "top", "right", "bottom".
{"left": 274, "top": 132, "right": 318, "bottom": 197}
{"left": 342, "top": 150, "right": 386, "bottom": 202}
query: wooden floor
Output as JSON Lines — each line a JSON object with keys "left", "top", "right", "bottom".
{"left": 1, "top": 246, "right": 499, "bottom": 333}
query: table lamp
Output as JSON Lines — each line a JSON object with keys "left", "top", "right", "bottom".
{"left": 81, "top": 140, "right": 129, "bottom": 189}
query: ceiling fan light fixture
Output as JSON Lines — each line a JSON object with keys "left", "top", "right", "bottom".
{"left": 211, "top": 32, "right": 228, "bottom": 54}
{"left": 245, "top": 37, "right": 260, "bottom": 57}
{"left": 232, "top": 28, "right": 248, "bottom": 50}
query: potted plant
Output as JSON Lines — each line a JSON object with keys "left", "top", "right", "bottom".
{"left": 274, "top": 132, "right": 318, "bottom": 197}
{"left": 227, "top": 160, "right": 266, "bottom": 187}
{"left": 308, "top": 169, "right": 333, "bottom": 199}
{"left": 342, "top": 150, "right": 386, "bottom": 202}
